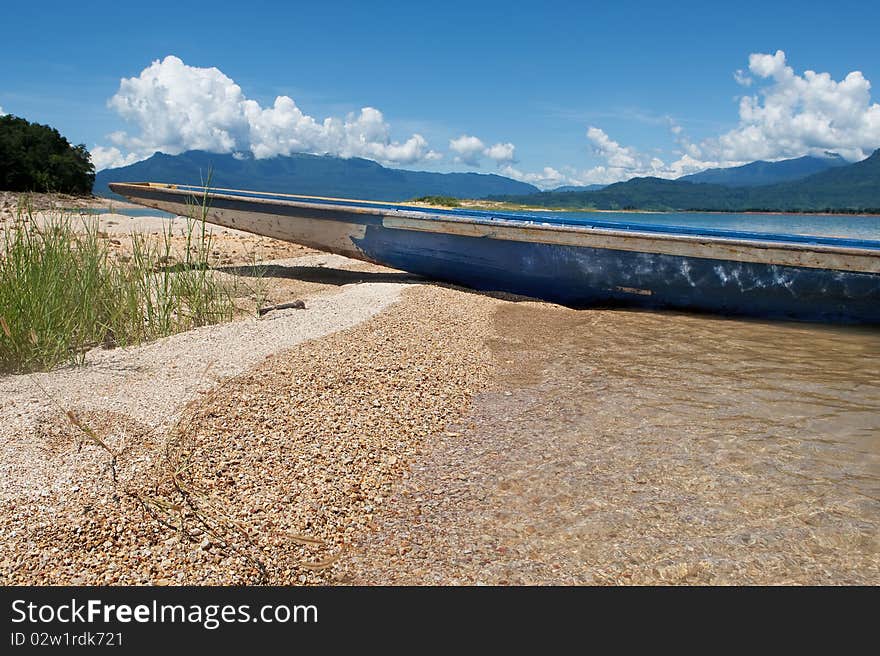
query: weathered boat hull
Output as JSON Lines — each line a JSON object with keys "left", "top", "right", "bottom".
{"left": 108, "top": 183, "right": 880, "bottom": 324}
{"left": 354, "top": 226, "right": 880, "bottom": 322}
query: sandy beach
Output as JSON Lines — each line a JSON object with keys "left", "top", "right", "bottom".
{"left": 1, "top": 194, "right": 877, "bottom": 585}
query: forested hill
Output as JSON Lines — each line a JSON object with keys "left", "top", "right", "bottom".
{"left": 678, "top": 154, "right": 847, "bottom": 187}
{"left": 95, "top": 150, "right": 539, "bottom": 201}
{"left": 489, "top": 149, "right": 880, "bottom": 213}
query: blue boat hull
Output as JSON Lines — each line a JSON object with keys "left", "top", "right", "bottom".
{"left": 353, "top": 224, "right": 880, "bottom": 323}
{"left": 106, "top": 183, "right": 880, "bottom": 325}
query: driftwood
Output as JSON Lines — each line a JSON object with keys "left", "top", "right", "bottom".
{"left": 258, "top": 300, "right": 306, "bottom": 316}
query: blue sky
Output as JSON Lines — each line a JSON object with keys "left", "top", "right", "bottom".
{"left": 2, "top": 0, "right": 879, "bottom": 187}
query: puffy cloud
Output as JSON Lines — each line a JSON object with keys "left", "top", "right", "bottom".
{"left": 575, "top": 127, "right": 703, "bottom": 184}
{"left": 108, "top": 56, "right": 247, "bottom": 157}
{"left": 696, "top": 50, "right": 880, "bottom": 163}
{"left": 244, "top": 101, "right": 440, "bottom": 163}
{"left": 571, "top": 51, "right": 880, "bottom": 185}
{"left": 586, "top": 127, "right": 642, "bottom": 170}
{"left": 748, "top": 50, "right": 787, "bottom": 78}
{"left": 484, "top": 141, "right": 516, "bottom": 164}
{"left": 475, "top": 50, "right": 880, "bottom": 188}
{"left": 449, "top": 134, "right": 517, "bottom": 166}
{"left": 733, "top": 69, "right": 752, "bottom": 87}
{"left": 449, "top": 135, "right": 486, "bottom": 165}
{"left": 501, "top": 124, "right": 713, "bottom": 188}
{"left": 90, "top": 146, "right": 143, "bottom": 170}
{"left": 98, "top": 55, "right": 440, "bottom": 170}
{"left": 500, "top": 164, "right": 571, "bottom": 189}
{"left": 0, "top": 106, "right": 6, "bottom": 116}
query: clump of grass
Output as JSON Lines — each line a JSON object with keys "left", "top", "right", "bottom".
{"left": 238, "top": 247, "right": 270, "bottom": 311}
{"left": 0, "top": 196, "right": 236, "bottom": 373}
{"left": 410, "top": 195, "right": 461, "bottom": 207}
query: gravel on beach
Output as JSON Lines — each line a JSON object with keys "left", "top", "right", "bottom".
{"left": 0, "top": 282, "right": 502, "bottom": 584}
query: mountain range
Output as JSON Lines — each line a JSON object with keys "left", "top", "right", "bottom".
{"left": 490, "top": 149, "right": 880, "bottom": 213}
{"left": 678, "top": 153, "right": 848, "bottom": 186}
{"left": 95, "top": 150, "right": 539, "bottom": 201}
{"left": 95, "top": 148, "right": 880, "bottom": 213}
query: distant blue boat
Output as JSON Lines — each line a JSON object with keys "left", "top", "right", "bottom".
{"left": 108, "top": 183, "right": 880, "bottom": 324}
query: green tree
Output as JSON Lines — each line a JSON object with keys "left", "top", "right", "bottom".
{"left": 0, "top": 115, "right": 95, "bottom": 194}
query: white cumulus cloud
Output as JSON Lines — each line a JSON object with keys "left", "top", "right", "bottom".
{"left": 90, "top": 146, "right": 143, "bottom": 170}
{"left": 561, "top": 51, "right": 880, "bottom": 186}
{"left": 692, "top": 50, "right": 880, "bottom": 164}
{"left": 733, "top": 69, "right": 753, "bottom": 87}
{"left": 449, "top": 134, "right": 517, "bottom": 166}
{"left": 97, "top": 55, "right": 441, "bottom": 170}
{"left": 94, "top": 50, "right": 880, "bottom": 187}
{"left": 577, "top": 127, "right": 704, "bottom": 184}
{"left": 484, "top": 141, "right": 516, "bottom": 164}
{"left": 500, "top": 165, "right": 571, "bottom": 189}
{"left": 586, "top": 127, "right": 643, "bottom": 171}
{"left": 449, "top": 135, "right": 486, "bottom": 165}
{"left": 502, "top": 124, "right": 715, "bottom": 188}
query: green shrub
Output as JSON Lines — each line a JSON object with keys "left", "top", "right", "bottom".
{"left": 410, "top": 195, "right": 461, "bottom": 207}
{"left": 0, "top": 115, "right": 95, "bottom": 194}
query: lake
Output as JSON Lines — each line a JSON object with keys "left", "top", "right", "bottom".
{"left": 68, "top": 207, "right": 176, "bottom": 219}
{"left": 501, "top": 209, "right": 880, "bottom": 241}
{"left": 475, "top": 303, "right": 880, "bottom": 583}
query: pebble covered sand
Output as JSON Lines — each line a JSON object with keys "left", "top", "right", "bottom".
{"left": 0, "top": 280, "right": 502, "bottom": 584}
{"left": 1, "top": 194, "right": 877, "bottom": 585}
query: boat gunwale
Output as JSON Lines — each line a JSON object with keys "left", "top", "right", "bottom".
{"left": 108, "top": 182, "right": 880, "bottom": 259}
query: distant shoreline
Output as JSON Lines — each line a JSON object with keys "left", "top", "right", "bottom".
{"left": 411, "top": 198, "right": 880, "bottom": 218}
{"left": 5, "top": 190, "right": 878, "bottom": 219}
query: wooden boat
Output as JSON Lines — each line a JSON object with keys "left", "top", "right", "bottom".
{"left": 108, "top": 182, "right": 880, "bottom": 324}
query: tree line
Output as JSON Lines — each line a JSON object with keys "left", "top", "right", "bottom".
{"left": 0, "top": 115, "right": 94, "bottom": 194}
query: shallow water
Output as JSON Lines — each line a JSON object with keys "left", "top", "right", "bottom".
{"left": 469, "top": 307, "right": 880, "bottom": 582}
{"left": 499, "top": 309, "right": 880, "bottom": 499}
{"left": 66, "top": 207, "right": 176, "bottom": 219}
{"left": 363, "top": 306, "right": 880, "bottom": 584}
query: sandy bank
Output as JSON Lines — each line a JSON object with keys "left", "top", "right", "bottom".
{"left": 0, "top": 280, "right": 503, "bottom": 584}
{"left": 1, "top": 253, "right": 409, "bottom": 436}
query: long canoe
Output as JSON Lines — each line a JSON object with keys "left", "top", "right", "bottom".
{"left": 108, "top": 182, "right": 880, "bottom": 324}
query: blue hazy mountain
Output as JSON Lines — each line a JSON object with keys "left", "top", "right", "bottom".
{"left": 95, "top": 150, "right": 540, "bottom": 201}
{"left": 678, "top": 153, "right": 848, "bottom": 187}
{"left": 489, "top": 149, "right": 880, "bottom": 212}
